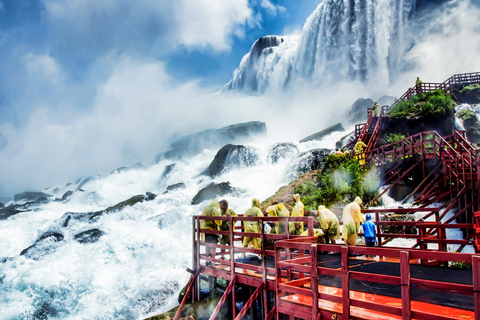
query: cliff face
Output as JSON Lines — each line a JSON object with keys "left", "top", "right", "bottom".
{"left": 381, "top": 112, "right": 456, "bottom": 137}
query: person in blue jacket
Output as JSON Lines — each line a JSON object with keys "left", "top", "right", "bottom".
{"left": 363, "top": 213, "right": 376, "bottom": 247}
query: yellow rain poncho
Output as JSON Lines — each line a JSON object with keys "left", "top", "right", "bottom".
{"left": 200, "top": 199, "right": 222, "bottom": 244}
{"left": 318, "top": 205, "right": 340, "bottom": 241}
{"left": 301, "top": 228, "right": 324, "bottom": 242}
{"left": 290, "top": 194, "right": 304, "bottom": 235}
{"left": 243, "top": 198, "right": 263, "bottom": 249}
{"left": 266, "top": 203, "right": 290, "bottom": 234}
{"left": 342, "top": 197, "right": 364, "bottom": 246}
{"left": 354, "top": 140, "right": 367, "bottom": 165}
{"left": 201, "top": 199, "right": 222, "bottom": 231}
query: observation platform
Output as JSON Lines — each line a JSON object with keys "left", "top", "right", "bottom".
{"left": 171, "top": 213, "right": 480, "bottom": 320}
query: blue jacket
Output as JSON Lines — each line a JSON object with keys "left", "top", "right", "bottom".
{"left": 363, "top": 214, "right": 376, "bottom": 238}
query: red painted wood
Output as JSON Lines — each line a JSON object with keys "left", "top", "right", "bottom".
{"left": 235, "top": 283, "right": 264, "bottom": 320}
{"left": 173, "top": 268, "right": 200, "bottom": 320}
{"left": 341, "top": 246, "right": 350, "bottom": 319}
{"left": 208, "top": 276, "right": 236, "bottom": 320}
{"left": 400, "top": 251, "right": 411, "bottom": 320}
{"left": 473, "top": 256, "right": 480, "bottom": 320}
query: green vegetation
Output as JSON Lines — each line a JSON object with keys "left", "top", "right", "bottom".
{"left": 384, "top": 133, "right": 407, "bottom": 146}
{"left": 388, "top": 89, "right": 455, "bottom": 118}
{"left": 460, "top": 83, "right": 480, "bottom": 94}
{"left": 295, "top": 153, "right": 380, "bottom": 210}
{"left": 457, "top": 109, "right": 476, "bottom": 120}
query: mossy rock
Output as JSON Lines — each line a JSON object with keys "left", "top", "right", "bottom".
{"left": 458, "top": 83, "right": 480, "bottom": 104}
{"left": 260, "top": 170, "right": 320, "bottom": 210}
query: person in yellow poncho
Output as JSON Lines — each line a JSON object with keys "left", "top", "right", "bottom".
{"left": 317, "top": 205, "right": 340, "bottom": 244}
{"left": 289, "top": 194, "right": 304, "bottom": 235}
{"left": 266, "top": 202, "right": 290, "bottom": 235}
{"left": 243, "top": 198, "right": 264, "bottom": 249}
{"left": 201, "top": 199, "right": 222, "bottom": 258}
{"left": 354, "top": 140, "right": 367, "bottom": 165}
{"left": 342, "top": 197, "right": 364, "bottom": 246}
{"left": 218, "top": 199, "right": 237, "bottom": 245}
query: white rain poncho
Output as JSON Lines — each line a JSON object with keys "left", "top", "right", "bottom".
{"left": 341, "top": 197, "right": 364, "bottom": 246}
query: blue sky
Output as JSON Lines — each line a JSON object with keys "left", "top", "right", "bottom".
{"left": 0, "top": 0, "right": 323, "bottom": 196}
{"left": 0, "top": 0, "right": 320, "bottom": 126}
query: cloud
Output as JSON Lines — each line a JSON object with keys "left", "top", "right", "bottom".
{"left": 0, "top": 53, "right": 368, "bottom": 197}
{"left": 42, "top": 0, "right": 253, "bottom": 56}
{"left": 22, "top": 52, "right": 64, "bottom": 85}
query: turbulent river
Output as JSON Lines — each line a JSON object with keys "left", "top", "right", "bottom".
{"left": 0, "top": 131, "right": 350, "bottom": 320}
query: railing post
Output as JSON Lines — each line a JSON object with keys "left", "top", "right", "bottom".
{"left": 308, "top": 216, "right": 314, "bottom": 237}
{"left": 400, "top": 251, "right": 411, "bottom": 320}
{"left": 311, "top": 244, "right": 319, "bottom": 320}
{"left": 472, "top": 255, "right": 480, "bottom": 320}
{"left": 341, "top": 246, "right": 350, "bottom": 319}
{"left": 230, "top": 216, "right": 237, "bottom": 319}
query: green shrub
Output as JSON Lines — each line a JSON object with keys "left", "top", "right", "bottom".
{"left": 388, "top": 89, "right": 455, "bottom": 118}
{"left": 385, "top": 133, "right": 407, "bottom": 146}
{"left": 295, "top": 153, "right": 380, "bottom": 210}
{"left": 456, "top": 109, "right": 476, "bottom": 120}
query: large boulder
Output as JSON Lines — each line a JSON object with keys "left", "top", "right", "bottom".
{"left": 267, "top": 142, "right": 298, "bottom": 164}
{"left": 0, "top": 204, "right": 27, "bottom": 220}
{"left": 20, "top": 231, "right": 64, "bottom": 260}
{"left": 191, "top": 182, "right": 241, "bottom": 205}
{"left": 261, "top": 170, "right": 320, "bottom": 210}
{"left": 381, "top": 111, "right": 455, "bottom": 137}
{"left": 300, "top": 123, "right": 344, "bottom": 143}
{"left": 159, "top": 121, "right": 267, "bottom": 160}
{"left": 346, "top": 98, "right": 374, "bottom": 124}
{"left": 74, "top": 229, "right": 104, "bottom": 244}
{"left": 14, "top": 191, "right": 51, "bottom": 202}
{"left": 457, "top": 84, "right": 480, "bottom": 104}
{"left": 456, "top": 109, "right": 480, "bottom": 144}
{"left": 286, "top": 149, "right": 331, "bottom": 181}
{"left": 207, "top": 144, "right": 257, "bottom": 177}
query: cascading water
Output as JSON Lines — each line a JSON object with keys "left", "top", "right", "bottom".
{"left": 0, "top": 132, "right": 347, "bottom": 320}
{"left": 225, "top": 0, "right": 416, "bottom": 92}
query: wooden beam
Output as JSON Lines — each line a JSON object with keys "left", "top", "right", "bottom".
{"left": 400, "top": 251, "right": 411, "bottom": 320}
{"left": 173, "top": 268, "right": 201, "bottom": 320}
{"left": 235, "top": 282, "right": 264, "bottom": 320}
{"left": 209, "top": 277, "right": 236, "bottom": 320}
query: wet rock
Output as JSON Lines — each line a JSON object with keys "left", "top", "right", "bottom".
{"left": 335, "top": 131, "right": 355, "bottom": 150}
{"left": 381, "top": 213, "right": 417, "bottom": 235}
{"left": 20, "top": 232, "right": 64, "bottom": 260}
{"left": 146, "top": 192, "right": 157, "bottom": 200}
{"left": 74, "top": 229, "right": 104, "bottom": 243}
{"left": 287, "top": 148, "right": 331, "bottom": 181}
{"left": 457, "top": 84, "right": 480, "bottom": 104}
{"left": 191, "top": 182, "right": 241, "bottom": 205}
{"left": 165, "top": 183, "right": 186, "bottom": 193}
{"left": 61, "top": 191, "right": 74, "bottom": 201}
{"left": 299, "top": 123, "right": 344, "bottom": 143}
{"left": 207, "top": 144, "right": 257, "bottom": 177}
{"left": 0, "top": 204, "right": 26, "bottom": 220}
{"left": 381, "top": 111, "right": 455, "bottom": 137}
{"left": 347, "top": 98, "right": 374, "bottom": 123}
{"left": 456, "top": 108, "right": 480, "bottom": 144}
{"left": 388, "top": 181, "right": 414, "bottom": 201}
{"left": 161, "top": 164, "right": 176, "bottom": 179}
{"left": 267, "top": 143, "right": 299, "bottom": 164}
{"left": 105, "top": 194, "right": 149, "bottom": 213}
{"left": 159, "top": 121, "right": 266, "bottom": 160}
{"left": 14, "top": 191, "right": 51, "bottom": 202}
{"left": 77, "top": 176, "right": 96, "bottom": 190}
